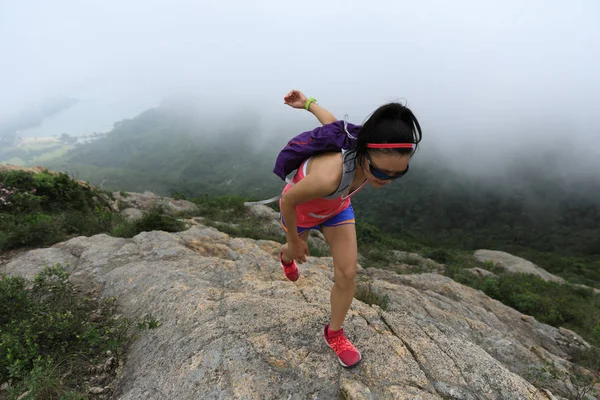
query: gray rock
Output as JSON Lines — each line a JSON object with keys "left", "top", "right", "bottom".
{"left": 246, "top": 204, "right": 284, "bottom": 236}
{"left": 246, "top": 205, "right": 330, "bottom": 252}
{"left": 89, "top": 387, "right": 105, "bottom": 394}
{"left": 466, "top": 267, "right": 496, "bottom": 278}
{"left": 2, "top": 247, "right": 78, "bottom": 279}
{"left": 574, "top": 283, "right": 600, "bottom": 295}
{"left": 307, "top": 230, "right": 328, "bottom": 250}
{"left": 388, "top": 250, "right": 445, "bottom": 274}
{"left": 248, "top": 204, "right": 279, "bottom": 220}
{"left": 120, "top": 208, "right": 144, "bottom": 221}
{"left": 113, "top": 191, "right": 199, "bottom": 216}
{"left": 340, "top": 378, "right": 373, "bottom": 400}
{"left": 474, "top": 249, "right": 565, "bottom": 283}
{"left": 2, "top": 225, "right": 587, "bottom": 399}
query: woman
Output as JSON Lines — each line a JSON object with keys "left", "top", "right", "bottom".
{"left": 278, "top": 90, "right": 422, "bottom": 368}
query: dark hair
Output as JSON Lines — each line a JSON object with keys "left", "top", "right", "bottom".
{"left": 351, "top": 102, "right": 422, "bottom": 167}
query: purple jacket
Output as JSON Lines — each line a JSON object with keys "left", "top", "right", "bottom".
{"left": 273, "top": 120, "right": 361, "bottom": 180}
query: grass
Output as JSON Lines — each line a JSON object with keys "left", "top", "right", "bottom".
{"left": 0, "top": 170, "right": 189, "bottom": 251}
{"left": 0, "top": 264, "right": 161, "bottom": 398}
{"left": 190, "top": 195, "right": 248, "bottom": 220}
{"left": 111, "top": 208, "right": 186, "bottom": 238}
{"left": 309, "top": 243, "right": 330, "bottom": 257}
{"left": 0, "top": 170, "right": 117, "bottom": 251}
{"left": 191, "top": 195, "right": 286, "bottom": 243}
{"left": 527, "top": 357, "right": 598, "bottom": 399}
{"left": 446, "top": 258, "right": 600, "bottom": 350}
{"left": 354, "top": 280, "right": 390, "bottom": 311}
{"left": 203, "top": 219, "right": 286, "bottom": 243}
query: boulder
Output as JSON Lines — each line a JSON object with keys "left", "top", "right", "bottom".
{"left": 112, "top": 191, "right": 199, "bottom": 216}
{"left": 466, "top": 267, "right": 497, "bottom": 278}
{"left": 474, "top": 250, "right": 565, "bottom": 283}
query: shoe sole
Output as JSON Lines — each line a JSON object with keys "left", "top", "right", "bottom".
{"left": 323, "top": 335, "right": 362, "bottom": 368}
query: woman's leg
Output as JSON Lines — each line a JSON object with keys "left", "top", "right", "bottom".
{"left": 320, "top": 222, "right": 361, "bottom": 367}
{"left": 321, "top": 223, "right": 357, "bottom": 331}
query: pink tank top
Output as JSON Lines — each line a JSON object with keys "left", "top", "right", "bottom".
{"left": 280, "top": 156, "right": 367, "bottom": 227}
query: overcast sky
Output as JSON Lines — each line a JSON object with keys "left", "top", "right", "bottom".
{"left": 1, "top": 0, "right": 598, "bottom": 164}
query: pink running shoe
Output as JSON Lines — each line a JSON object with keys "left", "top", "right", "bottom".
{"left": 323, "top": 324, "right": 362, "bottom": 368}
{"left": 280, "top": 249, "right": 299, "bottom": 282}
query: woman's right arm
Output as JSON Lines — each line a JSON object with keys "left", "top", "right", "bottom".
{"left": 284, "top": 90, "right": 337, "bottom": 125}
{"left": 280, "top": 173, "right": 331, "bottom": 245}
{"left": 280, "top": 157, "right": 341, "bottom": 261}
{"left": 308, "top": 102, "right": 337, "bottom": 125}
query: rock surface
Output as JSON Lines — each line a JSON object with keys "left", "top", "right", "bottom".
{"left": 387, "top": 250, "right": 445, "bottom": 274}
{"left": 120, "top": 207, "right": 144, "bottom": 221}
{"left": 2, "top": 225, "right": 592, "bottom": 399}
{"left": 474, "top": 249, "right": 565, "bottom": 283}
{"left": 247, "top": 204, "right": 328, "bottom": 250}
{"left": 466, "top": 267, "right": 497, "bottom": 278}
{"left": 112, "top": 191, "right": 199, "bottom": 216}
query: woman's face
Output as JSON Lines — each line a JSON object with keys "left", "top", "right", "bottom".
{"left": 362, "top": 151, "right": 411, "bottom": 188}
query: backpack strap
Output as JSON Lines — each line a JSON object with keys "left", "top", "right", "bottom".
{"left": 243, "top": 178, "right": 293, "bottom": 206}
{"left": 322, "top": 150, "right": 357, "bottom": 199}
{"left": 243, "top": 194, "right": 282, "bottom": 206}
{"left": 343, "top": 115, "right": 357, "bottom": 139}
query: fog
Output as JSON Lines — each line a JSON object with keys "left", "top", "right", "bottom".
{"left": 1, "top": 0, "right": 599, "bottom": 176}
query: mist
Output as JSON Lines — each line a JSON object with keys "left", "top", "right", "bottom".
{"left": 1, "top": 0, "right": 599, "bottom": 178}
{"left": 0, "top": 96, "right": 77, "bottom": 141}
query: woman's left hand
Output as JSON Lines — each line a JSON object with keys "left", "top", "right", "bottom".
{"left": 284, "top": 90, "right": 308, "bottom": 109}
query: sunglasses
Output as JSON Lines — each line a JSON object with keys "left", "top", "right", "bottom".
{"left": 366, "top": 151, "right": 410, "bottom": 181}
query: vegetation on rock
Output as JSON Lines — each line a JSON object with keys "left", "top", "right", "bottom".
{"left": 0, "top": 264, "right": 133, "bottom": 398}
{"left": 0, "top": 169, "right": 186, "bottom": 251}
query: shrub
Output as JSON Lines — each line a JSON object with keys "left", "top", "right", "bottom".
{"left": 0, "top": 170, "right": 118, "bottom": 250}
{"left": 0, "top": 264, "right": 129, "bottom": 396}
{"left": 354, "top": 282, "right": 390, "bottom": 311}
{"left": 111, "top": 211, "right": 186, "bottom": 238}
{"left": 527, "top": 360, "right": 598, "bottom": 400}
{"left": 0, "top": 213, "right": 64, "bottom": 249}
{"left": 422, "top": 248, "right": 455, "bottom": 264}
{"left": 572, "top": 346, "right": 600, "bottom": 373}
{"left": 450, "top": 271, "right": 600, "bottom": 347}
{"left": 309, "top": 243, "right": 330, "bottom": 257}
{"left": 203, "top": 219, "right": 285, "bottom": 243}
{"left": 191, "top": 195, "right": 247, "bottom": 220}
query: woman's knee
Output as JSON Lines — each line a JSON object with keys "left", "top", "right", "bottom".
{"left": 334, "top": 265, "right": 357, "bottom": 287}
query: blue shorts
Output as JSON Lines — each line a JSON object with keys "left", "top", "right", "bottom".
{"left": 279, "top": 204, "right": 356, "bottom": 235}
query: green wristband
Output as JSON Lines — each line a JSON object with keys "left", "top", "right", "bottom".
{"left": 305, "top": 97, "right": 317, "bottom": 110}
